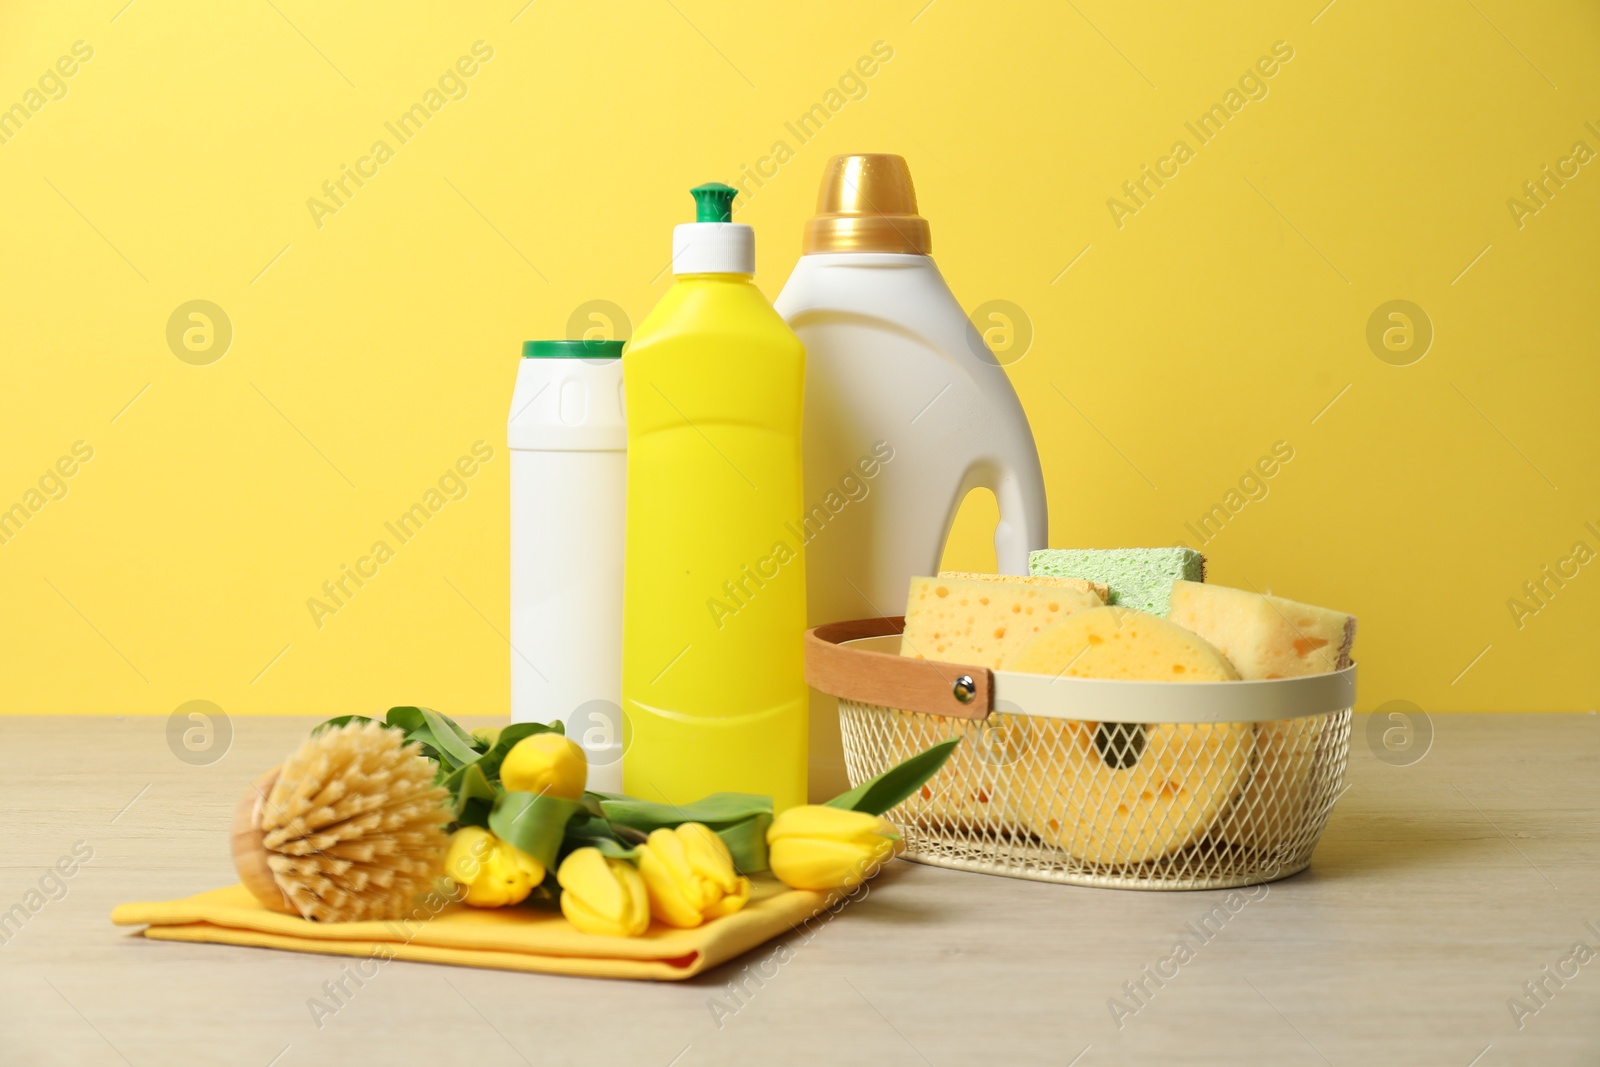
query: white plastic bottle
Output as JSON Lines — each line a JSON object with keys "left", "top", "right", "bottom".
{"left": 508, "top": 339, "right": 626, "bottom": 792}
{"left": 774, "top": 154, "right": 1049, "bottom": 799}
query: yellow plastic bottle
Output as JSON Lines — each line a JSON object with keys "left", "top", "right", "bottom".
{"left": 621, "top": 183, "right": 808, "bottom": 813}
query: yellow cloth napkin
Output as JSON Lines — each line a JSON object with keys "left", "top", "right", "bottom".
{"left": 112, "top": 876, "right": 827, "bottom": 981}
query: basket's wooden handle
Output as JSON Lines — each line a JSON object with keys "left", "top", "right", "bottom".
{"left": 804, "top": 616, "right": 993, "bottom": 720}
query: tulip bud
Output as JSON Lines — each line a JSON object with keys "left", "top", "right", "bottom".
{"left": 444, "top": 826, "right": 545, "bottom": 908}
{"left": 766, "top": 805, "right": 902, "bottom": 891}
{"left": 499, "top": 732, "right": 587, "bottom": 799}
{"left": 556, "top": 847, "right": 651, "bottom": 937}
{"left": 636, "top": 823, "right": 752, "bottom": 928}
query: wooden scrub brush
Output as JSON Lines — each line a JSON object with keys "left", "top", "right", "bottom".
{"left": 230, "top": 720, "right": 452, "bottom": 922}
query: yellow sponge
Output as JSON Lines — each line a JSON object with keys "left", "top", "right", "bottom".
{"left": 1005, "top": 607, "right": 1252, "bottom": 865}
{"left": 891, "top": 574, "right": 1102, "bottom": 835}
{"left": 1002, "top": 605, "right": 1241, "bottom": 680}
{"left": 937, "top": 570, "right": 1110, "bottom": 604}
{"left": 1166, "top": 581, "right": 1355, "bottom": 853}
{"left": 900, "top": 574, "right": 1103, "bottom": 664}
{"left": 1166, "top": 581, "right": 1355, "bottom": 678}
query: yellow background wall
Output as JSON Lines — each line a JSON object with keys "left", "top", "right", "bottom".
{"left": 2, "top": 1, "right": 1595, "bottom": 719}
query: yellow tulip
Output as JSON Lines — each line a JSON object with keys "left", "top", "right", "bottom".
{"left": 635, "top": 823, "right": 751, "bottom": 928}
{"left": 766, "top": 805, "right": 902, "bottom": 891}
{"left": 499, "top": 732, "right": 587, "bottom": 799}
{"left": 556, "top": 847, "right": 650, "bottom": 937}
{"left": 444, "top": 826, "right": 545, "bottom": 908}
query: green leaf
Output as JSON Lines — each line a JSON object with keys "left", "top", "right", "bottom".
{"left": 384, "top": 706, "right": 472, "bottom": 768}
{"left": 590, "top": 838, "right": 640, "bottom": 860}
{"left": 561, "top": 813, "right": 645, "bottom": 863}
{"left": 445, "top": 762, "right": 498, "bottom": 818}
{"left": 565, "top": 833, "right": 640, "bottom": 862}
{"left": 456, "top": 796, "right": 492, "bottom": 830}
{"left": 384, "top": 707, "right": 428, "bottom": 733}
{"left": 597, "top": 792, "right": 773, "bottom": 833}
{"left": 381, "top": 708, "right": 447, "bottom": 764}
{"left": 311, "top": 714, "right": 380, "bottom": 735}
{"left": 416, "top": 708, "right": 482, "bottom": 767}
{"left": 716, "top": 812, "right": 772, "bottom": 874}
{"left": 561, "top": 811, "right": 768, "bottom": 871}
{"left": 488, "top": 792, "right": 586, "bottom": 871}
{"left": 825, "top": 738, "right": 961, "bottom": 816}
{"left": 402, "top": 729, "right": 448, "bottom": 766}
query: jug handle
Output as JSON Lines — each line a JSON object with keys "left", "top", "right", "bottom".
{"left": 944, "top": 458, "right": 1048, "bottom": 576}
{"left": 992, "top": 458, "right": 1048, "bottom": 575}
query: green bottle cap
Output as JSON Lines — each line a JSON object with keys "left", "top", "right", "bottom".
{"left": 521, "top": 339, "right": 624, "bottom": 359}
{"left": 690, "top": 182, "right": 737, "bottom": 223}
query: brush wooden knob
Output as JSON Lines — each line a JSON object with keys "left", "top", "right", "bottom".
{"left": 231, "top": 767, "right": 297, "bottom": 914}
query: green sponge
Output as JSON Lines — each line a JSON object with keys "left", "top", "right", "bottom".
{"left": 1028, "top": 547, "right": 1206, "bottom": 616}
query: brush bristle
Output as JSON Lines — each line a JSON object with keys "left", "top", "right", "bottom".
{"left": 260, "top": 721, "right": 450, "bottom": 922}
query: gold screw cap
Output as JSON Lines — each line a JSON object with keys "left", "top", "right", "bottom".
{"left": 802, "top": 154, "right": 931, "bottom": 255}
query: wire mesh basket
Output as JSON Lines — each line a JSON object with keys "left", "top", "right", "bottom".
{"left": 805, "top": 616, "right": 1355, "bottom": 891}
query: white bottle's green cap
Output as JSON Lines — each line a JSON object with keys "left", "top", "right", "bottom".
{"left": 521, "top": 339, "right": 623, "bottom": 359}
{"left": 671, "top": 183, "right": 754, "bottom": 275}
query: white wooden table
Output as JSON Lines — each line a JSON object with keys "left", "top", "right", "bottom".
{"left": 1, "top": 713, "right": 1596, "bottom": 1066}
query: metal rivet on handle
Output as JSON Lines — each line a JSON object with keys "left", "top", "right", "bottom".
{"left": 952, "top": 675, "right": 977, "bottom": 705}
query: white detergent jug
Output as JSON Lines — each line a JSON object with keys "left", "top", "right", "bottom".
{"left": 774, "top": 154, "right": 1048, "bottom": 800}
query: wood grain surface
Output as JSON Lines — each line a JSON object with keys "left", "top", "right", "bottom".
{"left": 0, "top": 713, "right": 1596, "bottom": 1066}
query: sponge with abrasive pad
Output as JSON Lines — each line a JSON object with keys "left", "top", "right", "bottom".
{"left": 1028, "top": 547, "right": 1206, "bottom": 616}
